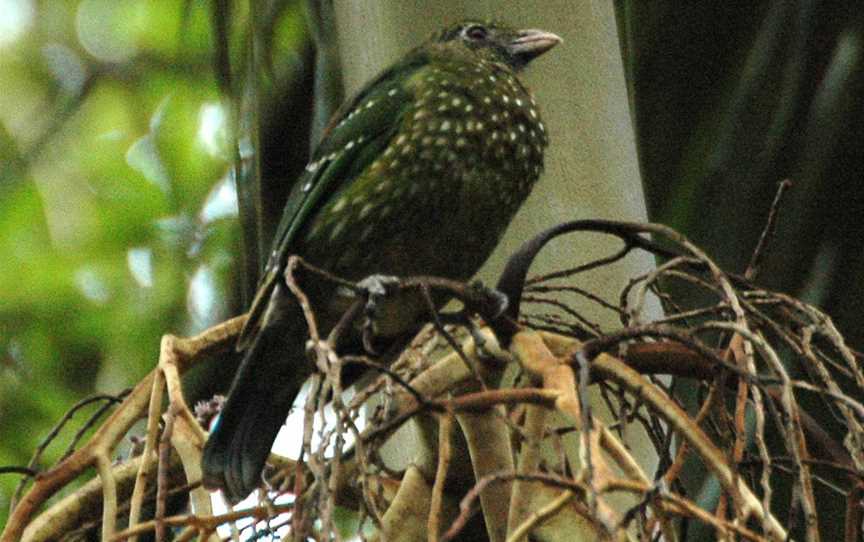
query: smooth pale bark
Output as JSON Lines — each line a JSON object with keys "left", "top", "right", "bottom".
{"left": 332, "top": 2, "right": 660, "bottom": 540}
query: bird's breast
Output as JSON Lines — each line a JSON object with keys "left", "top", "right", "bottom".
{"left": 300, "top": 59, "right": 548, "bottom": 285}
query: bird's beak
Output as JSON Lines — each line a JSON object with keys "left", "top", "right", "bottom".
{"left": 508, "top": 29, "right": 562, "bottom": 64}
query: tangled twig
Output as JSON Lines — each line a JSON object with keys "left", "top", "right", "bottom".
{"left": 5, "top": 210, "right": 864, "bottom": 541}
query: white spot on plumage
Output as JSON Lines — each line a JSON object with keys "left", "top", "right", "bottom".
{"left": 388, "top": 88, "right": 398, "bottom": 96}
{"left": 308, "top": 223, "right": 322, "bottom": 239}
{"left": 360, "top": 203, "right": 374, "bottom": 219}
{"left": 440, "top": 120, "right": 451, "bottom": 131}
{"left": 332, "top": 197, "right": 347, "bottom": 213}
{"left": 376, "top": 180, "right": 392, "bottom": 193}
{"left": 329, "top": 220, "right": 346, "bottom": 242}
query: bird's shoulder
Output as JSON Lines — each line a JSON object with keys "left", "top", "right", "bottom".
{"left": 238, "top": 49, "right": 438, "bottom": 348}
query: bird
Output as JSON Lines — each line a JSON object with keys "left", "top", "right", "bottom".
{"left": 201, "top": 20, "right": 561, "bottom": 502}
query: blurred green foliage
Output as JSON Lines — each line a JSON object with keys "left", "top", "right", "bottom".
{"left": 0, "top": 0, "right": 309, "bottom": 524}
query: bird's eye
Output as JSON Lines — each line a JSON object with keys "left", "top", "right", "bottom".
{"left": 464, "top": 25, "right": 488, "bottom": 41}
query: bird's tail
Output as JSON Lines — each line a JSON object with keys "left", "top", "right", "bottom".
{"left": 201, "top": 323, "right": 306, "bottom": 502}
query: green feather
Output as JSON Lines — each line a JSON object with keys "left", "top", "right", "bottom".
{"left": 205, "top": 20, "right": 561, "bottom": 502}
{"left": 239, "top": 53, "right": 430, "bottom": 346}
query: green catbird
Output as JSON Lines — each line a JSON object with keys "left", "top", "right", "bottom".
{"left": 201, "top": 20, "right": 560, "bottom": 502}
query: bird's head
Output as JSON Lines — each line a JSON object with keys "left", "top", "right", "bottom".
{"left": 431, "top": 21, "right": 562, "bottom": 71}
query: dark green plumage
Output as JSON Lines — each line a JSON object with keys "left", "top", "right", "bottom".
{"left": 202, "top": 20, "right": 561, "bottom": 502}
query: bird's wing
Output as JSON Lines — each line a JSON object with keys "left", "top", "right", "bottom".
{"left": 237, "top": 53, "right": 429, "bottom": 349}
